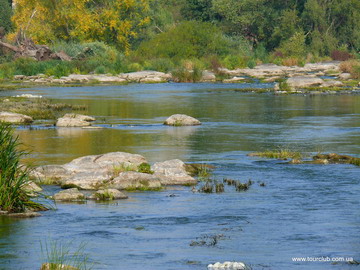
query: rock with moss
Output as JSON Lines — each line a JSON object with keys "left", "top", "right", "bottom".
{"left": 107, "top": 172, "right": 162, "bottom": 190}
{"left": 152, "top": 159, "right": 197, "bottom": 185}
{"left": 0, "top": 111, "right": 33, "bottom": 124}
{"left": 56, "top": 113, "right": 95, "bottom": 127}
{"left": 53, "top": 188, "right": 85, "bottom": 201}
{"left": 88, "top": 189, "right": 128, "bottom": 200}
{"left": 313, "top": 153, "right": 360, "bottom": 166}
{"left": 164, "top": 114, "right": 201, "bottom": 126}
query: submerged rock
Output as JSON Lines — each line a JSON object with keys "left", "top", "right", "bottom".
{"left": 164, "top": 114, "right": 201, "bottom": 126}
{"left": 88, "top": 189, "right": 128, "bottom": 200}
{"left": 56, "top": 113, "right": 95, "bottom": 127}
{"left": 53, "top": 188, "right": 85, "bottom": 201}
{"left": 0, "top": 111, "right": 33, "bottom": 124}
{"left": 152, "top": 159, "right": 197, "bottom": 185}
{"left": 6, "top": 211, "right": 42, "bottom": 218}
{"left": 107, "top": 171, "right": 162, "bottom": 190}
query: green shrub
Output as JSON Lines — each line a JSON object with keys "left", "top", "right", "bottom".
{"left": 135, "top": 21, "right": 242, "bottom": 61}
{"left": 221, "top": 55, "right": 248, "bottom": 69}
{"left": 278, "top": 32, "right": 307, "bottom": 58}
{"left": 143, "top": 58, "right": 175, "bottom": 72}
{"left": 0, "top": 124, "right": 43, "bottom": 213}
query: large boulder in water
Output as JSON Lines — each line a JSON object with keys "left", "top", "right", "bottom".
{"left": 164, "top": 114, "right": 201, "bottom": 126}
{"left": 56, "top": 113, "right": 95, "bottom": 127}
{"left": 0, "top": 111, "right": 33, "bottom": 124}
{"left": 151, "top": 159, "right": 197, "bottom": 185}
{"left": 107, "top": 172, "right": 162, "bottom": 190}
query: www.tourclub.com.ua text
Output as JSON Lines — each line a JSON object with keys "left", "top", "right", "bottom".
{"left": 292, "top": 257, "right": 354, "bottom": 262}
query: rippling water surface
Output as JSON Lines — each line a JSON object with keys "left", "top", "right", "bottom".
{"left": 0, "top": 83, "right": 359, "bottom": 269}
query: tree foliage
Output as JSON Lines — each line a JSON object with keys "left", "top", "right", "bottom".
{"left": 11, "top": 0, "right": 151, "bottom": 52}
{"left": 0, "top": 0, "right": 12, "bottom": 33}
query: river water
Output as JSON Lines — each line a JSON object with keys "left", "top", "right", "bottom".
{"left": 0, "top": 83, "right": 359, "bottom": 270}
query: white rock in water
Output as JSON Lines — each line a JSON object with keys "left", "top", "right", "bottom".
{"left": 13, "top": 94, "right": 43, "bottom": 98}
{"left": 208, "top": 261, "right": 248, "bottom": 270}
{"left": 164, "top": 114, "right": 201, "bottom": 126}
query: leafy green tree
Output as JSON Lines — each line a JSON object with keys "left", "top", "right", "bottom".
{"left": 181, "top": 0, "right": 219, "bottom": 22}
{"left": 0, "top": 0, "right": 12, "bottom": 33}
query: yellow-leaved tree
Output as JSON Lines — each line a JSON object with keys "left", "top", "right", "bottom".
{"left": 11, "top": 0, "right": 150, "bottom": 52}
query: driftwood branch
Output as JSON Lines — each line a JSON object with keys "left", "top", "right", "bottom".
{"left": 0, "top": 39, "right": 72, "bottom": 61}
{"left": 0, "top": 40, "right": 20, "bottom": 52}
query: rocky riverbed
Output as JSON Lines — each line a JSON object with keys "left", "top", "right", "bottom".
{"left": 4, "top": 61, "right": 359, "bottom": 95}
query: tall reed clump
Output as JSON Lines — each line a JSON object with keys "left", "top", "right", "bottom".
{"left": 40, "top": 240, "right": 92, "bottom": 270}
{"left": 0, "top": 123, "right": 42, "bottom": 213}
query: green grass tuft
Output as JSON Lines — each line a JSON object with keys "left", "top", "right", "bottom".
{"left": 249, "top": 148, "right": 303, "bottom": 160}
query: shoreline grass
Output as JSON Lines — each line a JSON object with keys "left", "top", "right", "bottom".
{"left": 0, "top": 123, "right": 44, "bottom": 213}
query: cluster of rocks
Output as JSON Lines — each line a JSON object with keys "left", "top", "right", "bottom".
{"left": 9, "top": 62, "right": 360, "bottom": 95}
{"left": 31, "top": 151, "right": 199, "bottom": 201}
{"left": 0, "top": 108, "right": 202, "bottom": 128}
{"left": 54, "top": 113, "right": 201, "bottom": 127}
{"left": 13, "top": 71, "right": 172, "bottom": 84}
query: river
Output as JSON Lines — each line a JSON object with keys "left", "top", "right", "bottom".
{"left": 0, "top": 82, "right": 359, "bottom": 269}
